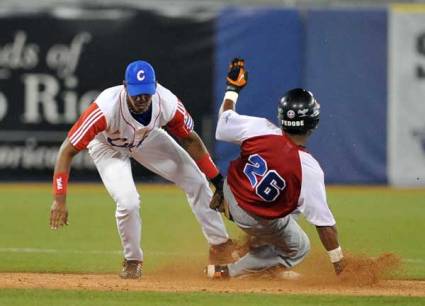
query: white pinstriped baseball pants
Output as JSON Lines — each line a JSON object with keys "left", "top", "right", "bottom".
{"left": 88, "top": 128, "right": 229, "bottom": 261}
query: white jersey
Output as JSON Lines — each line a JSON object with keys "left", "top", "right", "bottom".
{"left": 217, "top": 110, "right": 335, "bottom": 226}
{"left": 63, "top": 82, "right": 230, "bottom": 262}
{"left": 68, "top": 83, "right": 194, "bottom": 153}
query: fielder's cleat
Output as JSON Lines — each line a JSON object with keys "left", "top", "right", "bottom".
{"left": 209, "top": 239, "right": 240, "bottom": 264}
{"left": 119, "top": 259, "right": 143, "bottom": 279}
{"left": 205, "top": 264, "right": 230, "bottom": 279}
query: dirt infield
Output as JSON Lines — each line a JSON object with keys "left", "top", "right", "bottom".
{"left": 1, "top": 253, "right": 424, "bottom": 296}
{"left": 0, "top": 272, "right": 424, "bottom": 297}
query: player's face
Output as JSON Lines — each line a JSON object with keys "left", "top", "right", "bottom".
{"left": 128, "top": 94, "right": 152, "bottom": 113}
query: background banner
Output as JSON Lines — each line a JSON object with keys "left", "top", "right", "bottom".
{"left": 389, "top": 4, "right": 425, "bottom": 187}
{"left": 2, "top": 5, "right": 423, "bottom": 185}
{"left": 0, "top": 8, "right": 214, "bottom": 181}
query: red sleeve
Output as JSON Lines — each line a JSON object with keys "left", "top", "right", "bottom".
{"left": 68, "top": 103, "right": 107, "bottom": 151}
{"left": 166, "top": 100, "right": 194, "bottom": 138}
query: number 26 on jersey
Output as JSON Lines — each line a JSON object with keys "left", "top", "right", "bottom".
{"left": 243, "top": 154, "right": 286, "bottom": 202}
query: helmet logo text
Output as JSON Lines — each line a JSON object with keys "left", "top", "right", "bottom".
{"left": 283, "top": 120, "right": 304, "bottom": 127}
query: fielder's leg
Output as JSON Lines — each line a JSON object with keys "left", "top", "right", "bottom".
{"left": 88, "top": 140, "right": 143, "bottom": 262}
{"left": 131, "top": 129, "right": 229, "bottom": 245}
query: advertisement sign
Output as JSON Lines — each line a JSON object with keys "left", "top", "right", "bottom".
{"left": 389, "top": 4, "right": 425, "bottom": 186}
{"left": 0, "top": 8, "right": 214, "bottom": 181}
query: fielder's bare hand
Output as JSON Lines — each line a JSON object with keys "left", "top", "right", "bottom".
{"left": 50, "top": 196, "right": 69, "bottom": 230}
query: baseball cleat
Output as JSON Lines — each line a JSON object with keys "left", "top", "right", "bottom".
{"left": 209, "top": 239, "right": 240, "bottom": 265}
{"left": 205, "top": 264, "right": 230, "bottom": 279}
{"left": 119, "top": 259, "right": 143, "bottom": 279}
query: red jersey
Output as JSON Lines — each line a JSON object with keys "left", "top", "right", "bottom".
{"left": 227, "top": 134, "right": 302, "bottom": 218}
{"left": 216, "top": 110, "right": 336, "bottom": 226}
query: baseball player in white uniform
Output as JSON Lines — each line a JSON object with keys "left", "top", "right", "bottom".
{"left": 50, "top": 60, "right": 234, "bottom": 279}
{"left": 206, "top": 58, "right": 345, "bottom": 279}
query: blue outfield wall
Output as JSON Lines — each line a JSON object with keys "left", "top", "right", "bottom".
{"left": 304, "top": 9, "right": 388, "bottom": 184}
{"left": 215, "top": 7, "right": 304, "bottom": 174}
{"left": 215, "top": 7, "right": 388, "bottom": 184}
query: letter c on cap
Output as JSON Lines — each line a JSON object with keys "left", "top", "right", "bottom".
{"left": 136, "top": 70, "right": 145, "bottom": 81}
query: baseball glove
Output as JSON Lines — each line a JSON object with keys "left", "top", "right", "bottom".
{"left": 210, "top": 188, "right": 232, "bottom": 220}
{"left": 210, "top": 188, "right": 225, "bottom": 213}
{"left": 226, "top": 57, "right": 248, "bottom": 93}
{"left": 210, "top": 173, "right": 224, "bottom": 213}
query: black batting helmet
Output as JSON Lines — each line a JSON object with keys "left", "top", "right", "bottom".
{"left": 277, "top": 88, "right": 320, "bottom": 135}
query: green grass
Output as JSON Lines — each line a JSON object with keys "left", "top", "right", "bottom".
{"left": 0, "top": 184, "right": 424, "bottom": 305}
{"left": 325, "top": 187, "right": 425, "bottom": 278}
{"left": 0, "top": 184, "right": 217, "bottom": 273}
{"left": 0, "top": 289, "right": 424, "bottom": 306}
{"left": 0, "top": 184, "right": 424, "bottom": 277}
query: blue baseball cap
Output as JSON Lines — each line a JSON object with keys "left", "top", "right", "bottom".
{"left": 125, "top": 60, "right": 157, "bottom": 96}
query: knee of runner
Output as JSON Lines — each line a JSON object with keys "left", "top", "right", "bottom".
{"left": 284, "top": 232, "right": 311, "bottom": 260}
{"left": 297, "top": 231, "right": 311, "bottom": 257}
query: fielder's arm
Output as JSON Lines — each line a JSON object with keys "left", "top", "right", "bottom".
{"left": 178, "top": 130, "right": 209, "bottom": 162}
{"left": 49, "top": 101, "right": 106, "bottom": 229}
{"left": 316, "top": 225, "right": 345, "bottom": 274}
{"left": 178, "top": 131, "right": 224, "bottom": 191}
{"left": 50, "top": 138, "right": 79, "bottom": 230}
